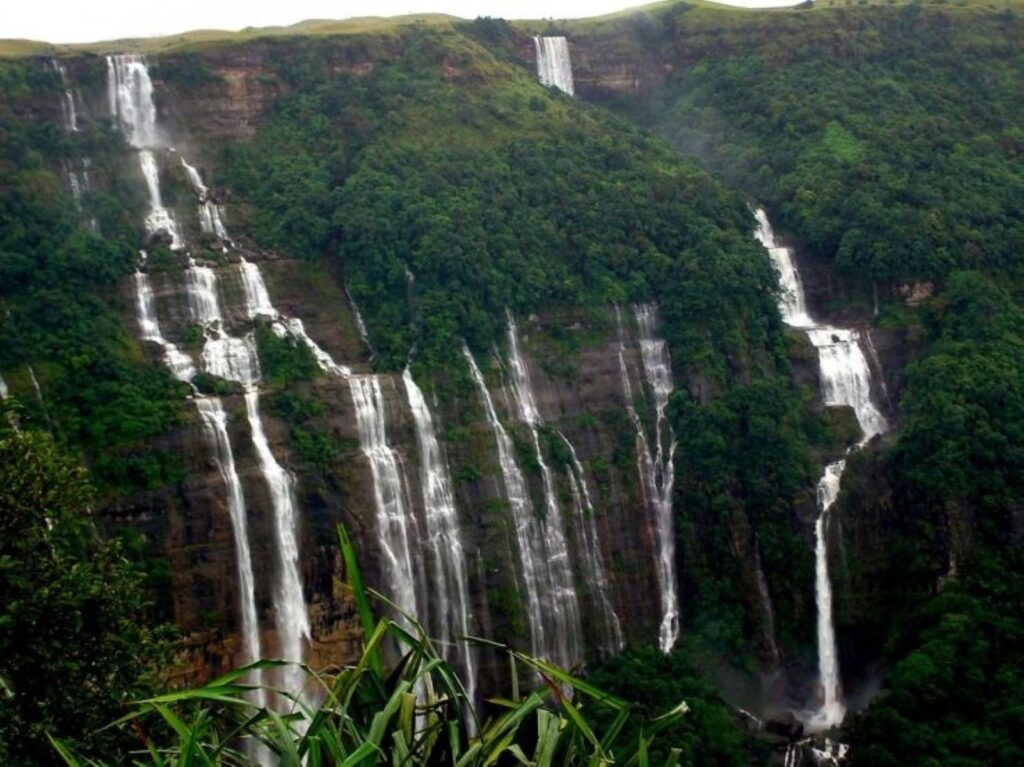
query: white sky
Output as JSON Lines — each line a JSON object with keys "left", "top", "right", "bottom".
{"left": 2, "top": 0, "right": 799, "bottom": 45}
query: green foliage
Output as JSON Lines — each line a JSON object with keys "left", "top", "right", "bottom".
{"left": 191, "top": 371, "right": 242, "bottom": 396}
{"left": 254, "top": 323, "right": 321, "bottom": 387}
{"left": 151, "top": 54, "right": 222, "bottom": 90}
{"left": 587, "top": 646, "right": 753, "bottom": 767}
{"left": 52, "top": 528, "right": 690, "bottom": 766}
{"left": 630, "top": 5, "right": 1024, "bottom": 285}
{"left": 0, "top": 59, "right": 184, "bottom": 496}
{"left": 671, "top": 378, "right": 820, "bottom": 655}
{"left": 895, "top": 271, "right": 1024, "bottom": 548}
{"left": 848, "top": 554, "right": 1024, "bottom": 766}
{"left": 0, "top": 432, "right": 170, "bottom": 765}
{"left": 220, "top": 29, "right": 785, "bottom": 380}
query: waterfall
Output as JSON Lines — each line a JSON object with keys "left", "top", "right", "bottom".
{"left": 53, "top": 63, "right": 98, "bottom": 231}
{"left": 559, "top": 432, "right": 624, "bottom": 654}
{"left": 133, "top": 267, "right": 196, "bottom": 381}
{"left": 534, "top": 36, "right": 575, "bottom": 96}
{"left": 108, "top": 54, "right": 160, "bottom": 147}
{"left": 806, "top": 328, "right": 888, "bottom": 439}
{"left": 345, "top": 285, "right": 374, "bottom": 359}
{"left": 244, "top": 390, "right": 311, "bottom": 699}
{"left": 754, "top": 538, "right": 781, "bottom": 663}
{"left": 463, "top": 344, "right": 549, "bottom": 660}
{"left": 134, "top": 258, "right": 264, "bottom": 701}
{"left": 813, "top": 461, "right": 846, "bottom": 727}
{"left": 195, "top": 398, "right": 266, "bottom": 707}
{"left": 51, "top": 60, "right": 79, "bottom": 132}
{"left": 754, "top": 209, "right": 813, "bottom": 328}
{"left": 182, "top": 253, "right": 310, "bottom": 701}
{"left": 755, "top": 207, "right": 890, "bottom": 730}
{"left": 0, "top": 374, "right": 7, "bottom": 400}
{"left": 107, "top": 55, "right": 183, "bottom": 248}
{"left": 180, "top": 156, "right": 229, "bottom": 242}
{"left": 112, "top": 52, "right": 315, "bottom": 706}
{"left": 236, "top": 258, "right": 352, "bottom": 377}
{"left": 505, "top": 314, "right": 582, "bottom": 667}
{"left": 350, "top": 376, "right": 423, "bottom": 624}
{"left": 632, "top": 304, "right": 681, "bottom": 653}
{"left": 402, "top": 370, "right": 476, "bottom": 703}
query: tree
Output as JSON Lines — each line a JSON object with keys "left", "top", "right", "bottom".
{"left": 0, "top": 432, "right": 169, "bottom": 764}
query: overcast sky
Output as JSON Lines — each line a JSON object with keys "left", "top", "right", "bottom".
{"left": 2, "top": 0, "right": 799, "bottom": 45}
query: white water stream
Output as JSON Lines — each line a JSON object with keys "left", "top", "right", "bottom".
{"left": 755, "top": 208, "right": 889, "bottom": 730}
{"left": 350, "top": 375, "right": 424, "bottom": 626}
{"left": 617, "top": 304, "right": 681, "bottom": 652}
{"left": 505, "top": 315, "right": 583, "bottom": 668}
{"left": 534, "top": 36, "right": 575, "bottom": 96}
{"left": 403, "top": 370, "right": 476, "bottom": 703}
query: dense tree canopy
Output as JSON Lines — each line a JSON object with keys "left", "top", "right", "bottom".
{"left": 0, "top": 432, "right": 168, "bottom": 764}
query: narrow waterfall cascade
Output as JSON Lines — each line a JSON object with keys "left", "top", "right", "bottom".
{"left": 534, "top": 36, "right": 575, "bottom": 96}
{"left": 63, "top": 160, "right": 83, "bottom": 208}
{"left": 350, "top": 375, "right": 424, "bottom": 624}
{"left": 462, "top": 345, "right": 549, "bottom": 660}
{"left": 51, "top": 60, "right": 78, "bottom": 132}
{"left": 0, "top": 373, "right": 8, "bottom": 400}
{"left": 237, "top": 257, "right": 352, "bottom": 377}
{"left": 632, "top": 304, "right": 681, "bottom": 653}
{"left": 345, "top": 286, "right": 374, "bottom": 358}
{"left": 109, "top": 51, "right": 315, "bottom": 709}
{"left": 754, "top": 207, "right": 891, "bottom": 730}
{"left": 402, "top": 370, "right": 476, "bottom": 702}
{"left": 754, "top": 209, "right": 814, "bottom": 328}
{"left": 107, "top": 55, "right": 184, "bottom": 249}
{"left": 244, "top": 390, "right": 311, "bottom": 699}
{"left": 133, "top": 267, "right": 196, "bottom": 382}
{"left": 559, "top": 432, "right": 624, "bottom": 654}
{"left": 811, "top": 462, "right": 846, "bottom": 729}
{"left": 195, "top": 397, "right": 266, "bottom": 707}
{"left": 139, "top": 151, "right": 183, "bottom": 248}
{"left": 181, "top": 256, "right": 310, "bottom": 701}
{"left": 180, "top": 156, "right": 229, "bottom": 241}
{"left": 615, "top": 308, "right": 667, "bottom": 635}
{"left": 185, "top": 261, "right": 224, "bottom": 326}
{"left": 505, "top": 315, "right": 583, "bottom": 667}
{"left": 754, "top": 540, "right": 782, "bottom": 663}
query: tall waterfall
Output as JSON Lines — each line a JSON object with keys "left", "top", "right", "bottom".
{"left": 505, "top": 315, "right": 582, "bottom": 667}
{"left": 350, "top": 376, "right": 423, "bottom": 624}
{"left": 182, "top": 263, "right": 310, "bottom": 695}
{"left": 112, "top": 53, "right": 313, "bottom": 707}
{"left": 107, "top": 55, "right": 183, "bottom": 248}
{"left": 195, "top": 398, "right": 266, "bottom": 707}
{"left": 402, "top": 370, "right": 476, "bottom": 702}
{"left": 244, "top": 390, "right": 310, "bottom": 698}
{"left": 559, "top": 432, "right": 623, "bottom": 654}
{"left": 132, "top": 259, "right": 263, "bottom": 696}
{"left": 632, "top": 304, "right": 681, "bottom": 653}
{"left": 755, "top": 208, "right": 889, "bottom": 730}
{"left": 463, "top": 345, "right": 549, "bottom": 659}
{"left": 534, "top": 36, "right": 575, "bottom": 96}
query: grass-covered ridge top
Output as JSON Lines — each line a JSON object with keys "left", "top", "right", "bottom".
{"left": 5, "top": 0, "right": 1023, "bottom": 58}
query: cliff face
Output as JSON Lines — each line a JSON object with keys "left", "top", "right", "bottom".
{"left": 19, "top": 23, "right": 922, "bottom": 717}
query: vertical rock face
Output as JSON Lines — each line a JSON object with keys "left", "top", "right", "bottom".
{"left": 86, "top": 41, "right": 680, "bottom": 687}
{"left": 39, "top": 41, "right": 916, "bottom": 714}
